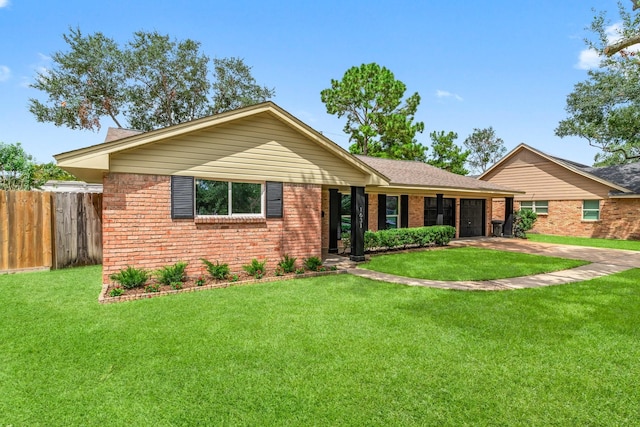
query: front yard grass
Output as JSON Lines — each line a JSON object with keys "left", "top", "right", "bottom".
{"left": 1, "top": 265, "right": 639, "bottom": 425}
{"left": 361, "top": 247, "right": 589, "bottom": 280}
{"left": 528, "top": 233, "right": 640, "bottom": 251}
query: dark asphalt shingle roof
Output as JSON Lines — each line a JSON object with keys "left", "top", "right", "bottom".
{"left": 355, "top": 155, "right": 520, "bottom": 193}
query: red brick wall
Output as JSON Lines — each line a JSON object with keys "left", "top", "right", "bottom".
{"left": 492, "top": 198, "right": 640, "bottom": 239}
{"left": 102, "top": 173, "right": 322, "bottom": 284}
{"left": 368, "top": 195, "right": 379, "bottom": 232}
{"left": 408, "top": 196, "right": 424, "bottom": 228}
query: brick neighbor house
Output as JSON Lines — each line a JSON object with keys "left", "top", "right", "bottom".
{"left": 480, "top": 143, "right": 640, "bottom": 240}
{"left": 55, "top": 102, "right": 521, "bottom": 284}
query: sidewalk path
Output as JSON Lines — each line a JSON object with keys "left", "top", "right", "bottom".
{"left": 347, "top": 238, "right": 640, "bottom": 291}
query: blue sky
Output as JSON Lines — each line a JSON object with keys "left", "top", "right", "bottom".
{"left": 0, "top": 0, "right": 624, "bottom": 166}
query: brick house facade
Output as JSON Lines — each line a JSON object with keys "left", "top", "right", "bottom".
{"left": 482, "top": 144, "right": 640, "bottom": 240}
{"left": 56, "top": 103, "right": 521, "bottom": 285}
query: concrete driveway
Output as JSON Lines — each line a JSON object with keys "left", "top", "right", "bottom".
{"left": 348, "top": 237, "right": 640, "bottom": 291}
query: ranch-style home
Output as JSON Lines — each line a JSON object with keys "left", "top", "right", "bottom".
{"left": 55, "top": 102, "right": 521, "bottom": 284}
{"left": 480, "top": 143, "right": 640, "bottom": 240}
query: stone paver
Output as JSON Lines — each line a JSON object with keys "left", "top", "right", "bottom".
{"left": 345, "top": 237, "right": 640, "bottom": 291}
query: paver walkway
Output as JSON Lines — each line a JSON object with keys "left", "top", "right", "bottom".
{"left": 346, "top": 237, "right": 640, "bottom": 291}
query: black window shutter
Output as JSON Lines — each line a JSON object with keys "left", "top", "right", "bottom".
{"left": 377, "top": 194, "right": 387, "bottom": 230}
{"left": 400, "top": 195, "right": 409, "bottom": 228}
{"left": 171, "top": 176, "right": 194, "bottom": 219}
{"left": 266, "top": 181, "right": 283, "bottom": 218}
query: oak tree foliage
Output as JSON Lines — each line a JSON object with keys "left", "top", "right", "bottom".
{"left": 29, "top": 28, "right": 275, "bottom": 132}
{"left": 556, "top": 1, "right": 640, "bottom": 165}
{"left": 321, "top": 63, "right": 426, "bottom": 161}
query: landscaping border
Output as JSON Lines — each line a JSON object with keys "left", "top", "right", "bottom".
{"left": 99, "top": 270, "right": 348, "bottom": 304}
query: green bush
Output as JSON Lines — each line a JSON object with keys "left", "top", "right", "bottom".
{"left": 155, "top": 261, "right": 188, "bottom": 285}
{"left": 243, "top": 259, "right": 267, "bottom": 279}
{"left": 144, "top": 283, "right": 161, "bottom": 293}
{"left": 277, "top": 254, "right": 297, "bottom": 273}
{"left": 303, "top": 256, "right": 323, "bottom": 271}
{"left": 364, "top": 226, "right": 455, "bottom": 251}
{"left": 201, "top": 258, "right": 230, "bottom": 280}
{"left": 109, "top": 266, "right": 149, "bottom": 289}
{"left": 108, "top": 286, "right": 124, "bottom": 297}
{"left": 514, "top": 209, "right": 538, "bottom": 239}
{"left": 341, "top": 233, "right": 351, "bottom": 254}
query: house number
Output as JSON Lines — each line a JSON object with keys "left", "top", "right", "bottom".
{"left": 358, "top": 206, "right": 364, "bottom": 229}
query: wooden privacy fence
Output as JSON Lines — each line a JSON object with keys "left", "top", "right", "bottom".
{"left": 0, "top": 190, "right": 102, "bottom": 272}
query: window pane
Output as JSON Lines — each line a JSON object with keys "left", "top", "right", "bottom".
{"left": 386, "top": 196, "right": 398, "bottom": 229}
{"left": 583, "top": 210, "right": 599, "bottom": 220}
{"left": 232, "top": 182, "right": 262, "bottom": 214}
{"left": 520, "top": 201, "right": 533, "bottom": 209}
{"left": 196, "top": 180, "right": 228, "bottom": 215}
{"left": 536, "top": 207, "right": 548, "bottom": 214}
{"left": 386, "top": 196, "right": 398, "bottom": 215}
{"left": 583, "top": 200, "right": 599, "bottom": 210}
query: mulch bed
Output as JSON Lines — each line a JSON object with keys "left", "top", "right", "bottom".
{"left": 99, "top": 269, "right": 345, "bottom": 304}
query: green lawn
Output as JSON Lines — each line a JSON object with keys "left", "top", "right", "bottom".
{"left": 528, "top": 234, "right": 640, "bottom": 251}
{"left": 1, "top": 266, "right": 639, "bottom": 425}
{"left": 361, "top": 247, "right": 588, "bottom": 281}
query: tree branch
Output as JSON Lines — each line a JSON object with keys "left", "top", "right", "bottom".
{"left": 604, "top": 33, "right": 640, "bottom": 56}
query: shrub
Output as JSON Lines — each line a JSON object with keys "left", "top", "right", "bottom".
{"left": 109, "top": 266, "right": 149, "bottom": 289}
{"left": 303, "top": 256, "right": 323, "bottom": 271}
{"left": 363, "top": 226, "right": 455, "bottom": 252}
{"left": 144, "top": 283, "right": 161, "bottom": 293}
{"left": 229, "top": 274, "right": 239, "bottom": 282}
{"left": 201, "top": 258, "right": 230, "bottom": 280}
{"left": 295, "top": 268, "right": 305, "bottom": 275}
{"left": 243, "top": 259, "right": 267, "bottom": 279}
{"left": 156, "top": 261, "right": 188, "bottom": 285}
{"left": 278, "top": 254, "right": 297, "bottom": 273}
{"left": 195, "top": 275, "right": 207, "bottom": 286}
{"left": 170, "top": 281, "right": 183, "bottom": 290}
{"left": 341, "top": 233, "right": 351, "bottom": 254}
{"left": 514, "top": 209, "right": 538, "bottom": 239}
{"left": 108, "top": 286, "right": 124, "bottom": 297}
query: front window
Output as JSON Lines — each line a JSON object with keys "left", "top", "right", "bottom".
{"left": 196, "top": 179, "right": 262, "bottom": 216}
{"left": 386, "top": 196, "right": 399, "bottom": 229}
{"left": 520, "top": 200, "right": 548, "bottom": 215}
{"left": 582, "top": 200, "right": 600, "bottom": 221}
{"left": 340, "top": 194, "right": 351, "bottom": 235}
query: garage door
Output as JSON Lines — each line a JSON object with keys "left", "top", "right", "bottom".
{"left": 460, "top": 199, "right": 485, "bottom": 237}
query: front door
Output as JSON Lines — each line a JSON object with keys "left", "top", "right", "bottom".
{"left": 460, "top": 199, "right": 485, "bottom": 237}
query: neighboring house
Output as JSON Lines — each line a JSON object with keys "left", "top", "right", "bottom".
{"left": 480, "top": 143, "right": 640, "bottom": 240}
{"left": 55, "top": 102, "right": 521, "bottom": 284}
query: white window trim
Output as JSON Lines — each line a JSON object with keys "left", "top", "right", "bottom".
{"left": 195, "top": 179, "right": 265, "bottom": 218}
{"left": 582, "top": 200, "right": 600, "bottom": 221}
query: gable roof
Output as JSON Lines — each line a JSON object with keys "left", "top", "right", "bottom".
{"left": 479, "top": 143, "right": 634, "bottom": 195}
{"left": 55, "top": 102, "right": 389, "bottom": 186}
{"left": 356, "top": 155, "right": 522, "bottom": 195}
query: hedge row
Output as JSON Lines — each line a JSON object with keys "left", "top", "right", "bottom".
{"left": 342, "top": 225, "right": 456, "bottom": 252}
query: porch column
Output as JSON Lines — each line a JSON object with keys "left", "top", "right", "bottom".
{"left": 504, "top": 197, "right": 514, "bottom": 237}
{"left": 436, "top": 193, "right": 444, "bottom": 225}
{"left": 328, "top": 189, "right": 340, "bottom": 253}
{"left": 350, "top": 186, "right": 366, "bottom": 262}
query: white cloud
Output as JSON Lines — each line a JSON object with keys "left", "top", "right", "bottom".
{"left": 0, "top": 0, "right": 9, "bottom": 8}
{"left": 576, "top": 48, "right": 601, "bottom": 70}
{"left": 436, "top": 89, "right": 463, "bottom": 101}
{"left": 0, "top": 65, "right": 10, "bottom": 82}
